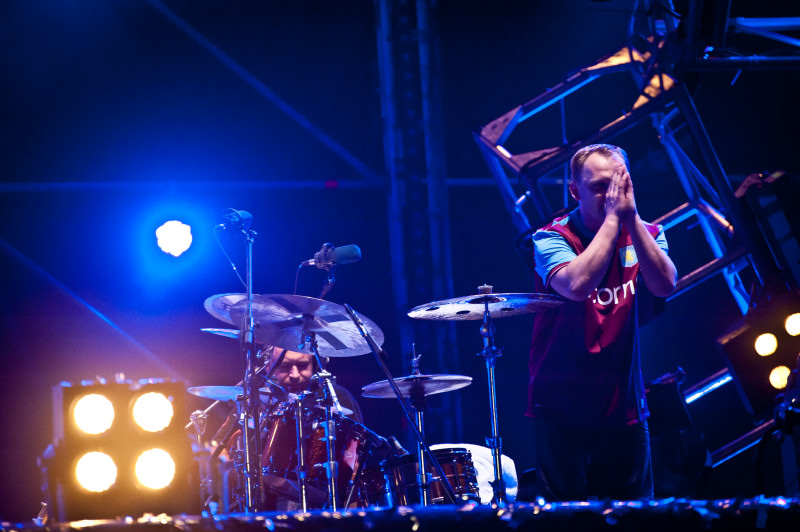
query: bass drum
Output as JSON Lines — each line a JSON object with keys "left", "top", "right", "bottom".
{"left": 382, "top": 447, "right": 480, "bottom": 505}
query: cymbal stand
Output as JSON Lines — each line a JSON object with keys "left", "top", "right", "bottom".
{"left": 409, "top": 387, "right": 431, "bottom": 505}
{"left": 343, "top": 304, "right": 457, "bottom": 504}
{"left": 301, "top": 329, "right": 343, "bottom": 510}
{"left": 408, "top": 350, "right": 431, "bottom": 506}
{"left": 477, "top": 303, "right": 506, "bottom": 506}
{"left": 239, "top": 228, "right": 263, "bottom": 512}
{"left": 188, "top": 411, "right": 213, "bottom": 510}
{"left": 293, "top": 394, "right": 310, "bottom": 512}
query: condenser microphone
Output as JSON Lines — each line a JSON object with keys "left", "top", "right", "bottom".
{"left": 301, "top": 243, "right": 361, "bottom": 271}
{"left": 215, "top": 209, "right": 253, "bottom": 231}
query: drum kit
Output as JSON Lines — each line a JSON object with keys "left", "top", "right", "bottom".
{"left": 186, "top": 284, "right": 563, "bottom": 513}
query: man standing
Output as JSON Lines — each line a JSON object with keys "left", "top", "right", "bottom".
{"left": 527, "top": 144, "right": 677, "bottom": 500}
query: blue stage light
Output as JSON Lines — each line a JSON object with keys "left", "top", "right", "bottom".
{"left": 155, "top": 220, "right": 192, "bottom": 257}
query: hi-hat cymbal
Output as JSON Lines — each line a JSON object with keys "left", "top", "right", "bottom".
{"left": 407, "top": 292, "right": 564, "bottom": 321}
{"left": 204, "top": 294, "right": 384, "bottom": 357}
{"left": 200, "top": 328, "right": 240, "bottom": 339}
{"left": 362, "top": 374, "right": 472, "bottom": 399}
{"left": 188, "top": 385, "right": 276, "bottom": 402}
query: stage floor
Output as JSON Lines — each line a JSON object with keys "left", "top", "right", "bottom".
{"left": 6, "top": 498, "right": 800, "bottom": 532}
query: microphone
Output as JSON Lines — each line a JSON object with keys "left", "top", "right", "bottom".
{"left": 302, "top": 243, "right": 361, "bottom": 271}
{"left": 215, "top": 209, "right": 253, "bottom": 231}
{"left": 389, "top": 436, "right": 409, "bottom": 457}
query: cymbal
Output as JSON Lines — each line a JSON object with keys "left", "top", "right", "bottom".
{"left": 200, "top": 328, "right": 240, "bottom": 339}
{"left": 362, "top": 374, "right": 472, "bottom": 399}
{"left": 313, "top": 404, "right": 354, "bottom": 417}
{"left": 204, "top": 294, "right": 384, "bottom": 357}
{"left": 407, "top": 292, "right": 564, "bottom": 321}
{"left": 188, "top": 385, "right": 276, "bottom": 402}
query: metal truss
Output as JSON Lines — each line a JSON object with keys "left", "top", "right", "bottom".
{"left": 473, "top": 36, "right": 768, "bottom": 314}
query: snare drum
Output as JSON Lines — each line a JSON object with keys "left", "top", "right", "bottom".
{"left": 382, "top": 447, "right": 480, "bottom": 505}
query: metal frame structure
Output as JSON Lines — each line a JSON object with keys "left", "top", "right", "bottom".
{"left": 473, "top": 0, "right": 800, "bottom": 477}
{"left": 473, "top": 38, "right": 763, "bottom": 314}
{"left": 375, "top": 0, "right": 462, "bottom": 444}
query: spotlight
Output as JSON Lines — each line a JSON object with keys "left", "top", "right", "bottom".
{"left": 132, "top": 392, "right": 174, "bottom": 432}
{"left": 755, "top": 333, "right": 778, "bottom": 356}
{"left": 717, "top": 290, "right": 800, "bottom": 418}
{"left": 156, "top": 220, "right": 192, "bottom": 257}
{"left": 769, "top": 366, "right": 792, "bottom": 390}
{"left": 42, "top": 379, "right": 197, "bottom": 522}
{"left": 135, "top": 448, "right": 176, "bottom": 490}
{"left": 73, "top": 394, "right": 115, "bottom": 435}
{"left": 786, "top": 313, "right": 800, "bottom": 336}
{"left": 75, "top": 452, "right": 117, "bottom": 493}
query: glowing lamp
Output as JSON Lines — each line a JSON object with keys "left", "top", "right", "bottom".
{"left": 755, "top": 333, "right": 778, "bottom": 356}
{"left": 135, "top": 448, "right": 176, "bottom": 489}
{"left": 155, "top": 220, "right": 192, "bottom": 257}
{"left": 42, "top": 379, "right": 196, "bottom": 522}
{"left": 769, "top": 366, "right": 792, "bottom": 390}
{"left": 786, "top": 313, "right": 800, "bottom": 336}
{"left": 132, "top": 392, "right": 174, "bottom": 432}
{"left": 73, "top": 394, "right": 115, "bottom": 435}
{"left": 717, "top": 291, "right": 800, "bottom": 419}
{"left": 75, "top": 452, "right": 117, "bottom": 492}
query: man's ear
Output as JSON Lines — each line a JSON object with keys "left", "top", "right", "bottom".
{"left": 569, "top": 181, "right": 579, "bottom": 201}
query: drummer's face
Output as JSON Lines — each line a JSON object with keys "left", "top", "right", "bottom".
{"left": 271, "top": 349, "right": 314, "bottom": 393}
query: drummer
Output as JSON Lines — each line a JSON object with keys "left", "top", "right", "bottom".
{"left": 266, "top": 346, "right": 364, "bottom": 422}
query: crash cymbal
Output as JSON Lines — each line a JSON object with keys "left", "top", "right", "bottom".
{"left": 361, "top": 374, "right": 472, "bottom": 399}
{"left": 200, "top": 328, "right": 240, "bottom": 339}
{"left": 204, "top": 294, "right": 384, "bottom": 357}
{"left": 407, "top": 292, "right": 563, "bottom": 321}
{"left": 188, "top": 385, "right": 278, "bottom": 402}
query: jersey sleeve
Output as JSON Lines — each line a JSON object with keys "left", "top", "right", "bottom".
{"left": 654, "top": 224, "right": 669, "bottom": 254}
{"left": 532, "top": 229, "right": 576, "bottom": 287}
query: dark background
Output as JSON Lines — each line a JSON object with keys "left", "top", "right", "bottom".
{"left": 1, "top": 0, "right": 798, "bottom": 521}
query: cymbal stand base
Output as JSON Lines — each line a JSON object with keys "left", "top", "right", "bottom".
{"left": 478, "top": 305, "right": 507, "bottom": 507}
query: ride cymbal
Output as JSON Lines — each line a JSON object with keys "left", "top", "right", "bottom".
{"left": 407, "top": 292, "right": 563, "bottom": 321}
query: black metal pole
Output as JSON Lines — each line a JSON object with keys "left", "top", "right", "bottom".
{"left": 343, "top": 304, "right": 457, "bottom": 504}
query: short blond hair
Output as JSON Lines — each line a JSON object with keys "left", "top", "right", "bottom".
{"left": 569, "top": 144, "right": 629, "bottom": 183}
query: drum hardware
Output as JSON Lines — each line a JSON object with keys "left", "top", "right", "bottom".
{"left": 202, "top": 293, "right": 388, "bottom": 510}
{"left": 406, "top": 351, "right": 431, "bottom": 506}
{"left": 304, "top": 331, "right": 343, "bottom": 510}
{"left": 407, "top": 284, "right": 564, "bottom": 506}
{"left": 238, "top": 228, "right": 264, "bottom": 512}
{"left": 361, "top": 349, "right": 472, "bottom": 506}
{"left": 344, "top": 303, "right": 459, "bottom": 505}
{"left": 293, "top": 395, "right": 310, "bottom": 511}
{"left": 260, "top": 393, "right": 386, "bottom": 510}
{"left": 187, "top": 352, "right": 285, "bottom": 513}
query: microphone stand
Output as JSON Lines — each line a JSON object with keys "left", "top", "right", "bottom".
{"left": 343, "top": 304, "right": 457, "bottom": 505}
{"left": 239, "top": 228, "right": 263, "bottom": 512}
